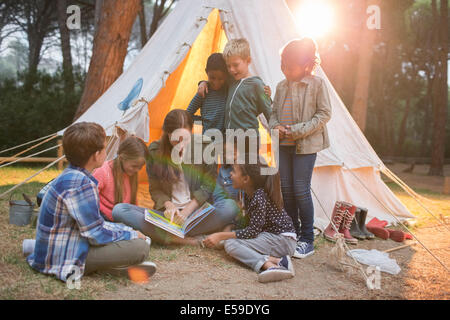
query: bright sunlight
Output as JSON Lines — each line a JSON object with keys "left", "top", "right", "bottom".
{"left": 294, "top": 0, "right": 334, "bottom": 39}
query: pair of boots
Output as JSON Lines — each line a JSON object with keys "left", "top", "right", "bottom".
{"left": 323, "top": 201, "right": 359, "bottom": 244}
{"left": 349, "top": 207, "right": 375, "bottom": 240}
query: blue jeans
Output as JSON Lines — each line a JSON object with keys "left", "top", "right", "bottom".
{"left": 279, "top": 146, "right": 317, "bottom": 244}
{"left": 112, "top": 199, "right": 238, "bottom": 242}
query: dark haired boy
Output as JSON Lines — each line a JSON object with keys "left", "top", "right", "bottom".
{"left": 27, "top": 122, "right": 156, "bottom": 282}
{"left": 187, "top": 53, "right": 230, "bottom": 134}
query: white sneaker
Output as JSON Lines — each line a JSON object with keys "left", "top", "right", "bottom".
{"left": 278, "top": 255, "right": 295, "bottom": 276}
{"left": 258, "top": 266, "right": 294, "bottom": 283}
{"left": 109, "top": 261, "right": 157, "bottom": 279}
{"left": 22, "top": 239, "right": 36, "bottom": 257}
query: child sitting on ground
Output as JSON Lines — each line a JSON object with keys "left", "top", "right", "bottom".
{"left": 93, "top": 136, "right": 149, "bottom": 222}
{"left": 26, "top": 122, "right": 156, "bottom": 282}
{"left": 203, "top": 156, "right": 297, "bottom": 283}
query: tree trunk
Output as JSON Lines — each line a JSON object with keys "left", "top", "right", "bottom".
{"left": 149, "top": 0, "right": 166, "bottom": 38}
{"left": 74, "top": 0, "right": 141, "bottom": 120}
{"left": 350, "top": 0, "right": 378, "bottom": 132}
{"left": 138, "top": 0, "right": 148, "bottom": 48}
{"left": 57, "top": 0, "right": 74, "bottom": 93}
{"left": 429, "top": 0, "right": 448, "bottom": 176}
{"left": 148, "top": 0, "right": 175, "bottom": 38}
{"left": 94, "top": 0, "right": 103, "bottom": 34}
{"left": 396, "top": 98, "right": 411, "bottom": 155}
{"left": 23, "top": 0, "right": 56, "bottom": 89}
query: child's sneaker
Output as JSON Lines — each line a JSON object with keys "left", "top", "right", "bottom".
{"left": 293, "top": 241, "right": 314, "bottom": 259}
{"left": 22, "top": 239, "right": 36, "bottom": 257}
{"left": 108, "top": 261, "right": 157, "bottom": 280}
{"left": 278, "top": 255, "right": 295, "bottom": 276}
{"left": 258, "top": 266, "right": 294, "bottom": 283}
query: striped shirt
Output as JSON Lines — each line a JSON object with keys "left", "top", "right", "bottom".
{"left": 279, "top": 89, "right": 296, "bottom": 146}
{"left": 27, "top": 165, "right": 138, "bottom": 282}
{"left": 187, "top": 85, "right": 227, "bottom": 133}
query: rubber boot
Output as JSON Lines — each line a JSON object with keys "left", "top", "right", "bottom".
{"left": 323, "top": 201, "right": 346, "bottom": 242}
{"left": 339, "top": 203, "right": 358, "bottom": 245}
{"left": 358, "top": 207, "right": 375, "bottom": 239}
{"left": 350, "top": 208, "right": 366, "bottom": 240}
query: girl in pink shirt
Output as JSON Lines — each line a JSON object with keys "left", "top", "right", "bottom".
{"left": 93, "top": 136, "right": 149, "bottom": 221}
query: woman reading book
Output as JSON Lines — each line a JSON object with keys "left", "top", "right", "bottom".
{"left": 112, "top": 109, "right": 239, "bottom": 246}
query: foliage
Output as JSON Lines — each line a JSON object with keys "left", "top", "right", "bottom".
{"left": 0, "top": 70, "right": 84, "bottom": 155}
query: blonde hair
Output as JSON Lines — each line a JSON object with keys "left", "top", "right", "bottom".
{"left": 113, "top": 136, "right": 149, "bottom": 205}
{"left": 223, "top": 38, "right": 251, "bottom": 60}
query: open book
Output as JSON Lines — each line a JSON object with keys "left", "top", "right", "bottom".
{"left": 144, "top": 202, "right": 215, "bottom": 238}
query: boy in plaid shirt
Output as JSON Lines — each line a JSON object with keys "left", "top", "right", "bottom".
{"left": 26, "top": 122, "right": 156, "bottom": 282}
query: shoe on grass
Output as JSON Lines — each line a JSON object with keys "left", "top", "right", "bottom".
{"left": 258, "top": 266, "right": 294, "bottom": 283}
{"left": 293, "top": 241, "right": 314, "bottom": 259}
{"left": 108, "top": 261, "right": 157, "bottom": 279}
{"left": 22, "top": 239, "right": 36, "bottom": 257}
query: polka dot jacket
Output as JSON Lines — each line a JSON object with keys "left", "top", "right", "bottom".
{"left": 234, "top": 188, "right": 296, "bottom": 239}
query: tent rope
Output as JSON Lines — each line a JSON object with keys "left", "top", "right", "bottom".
{"left": 311, "top": 188, "right": 369, "bottom": 285}
{"left": 380, "top": 166, "right": 449, "bottom": 231}
{"left": 0, "top": 155, "right": 66, "bottom": 200}
{"left": 326, "top": 150, "right": 449, "bottom": 273}
{"left": 0, "top": 144, "right": 61, "bottom": 169}
{"left": 0, "top": 134, "right": 58, "bottom": 166}
{"left": 0, "top": 132, "right": 58, "bottom": 155}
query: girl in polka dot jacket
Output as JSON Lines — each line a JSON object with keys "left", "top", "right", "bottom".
{"left": 203, "top": 156, "right": 298, "bottom": 283}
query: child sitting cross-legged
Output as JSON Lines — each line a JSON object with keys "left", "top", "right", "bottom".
{"left": 203, "top": 155, "right": 297, "bottom": 283}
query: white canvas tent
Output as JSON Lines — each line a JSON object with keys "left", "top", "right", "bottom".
{"left": 59, "top": 0, "right": 415, "bottom": 229}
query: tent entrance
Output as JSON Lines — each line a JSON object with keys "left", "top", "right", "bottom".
{"left": 147, "top": 9, "right": 228, "bottom": 144}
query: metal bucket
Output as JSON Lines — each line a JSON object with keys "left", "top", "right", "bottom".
{"left": 9, "top": 193, "right": 35, "bottom": 226}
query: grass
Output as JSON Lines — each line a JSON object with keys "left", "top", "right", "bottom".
{"left": 0, "top": 165, "right": 449, "bottom": 299}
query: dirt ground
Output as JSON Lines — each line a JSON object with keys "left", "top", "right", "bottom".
{"left": 97, "top": 164, "right": 450, "bottom": 300}
{"left": 1, "top": 164, "right": 448, "bottom": 300}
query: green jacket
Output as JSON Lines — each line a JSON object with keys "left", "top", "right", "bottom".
{"left": 269, "top": 75, "right": 331, "bottom": 154}
{"left": 146, "top": 136, "right": 217, "bottom": 211}
{"left": 224, "top": 76, "right": 272, "bottom": 130}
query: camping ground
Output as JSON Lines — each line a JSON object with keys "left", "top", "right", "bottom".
{"left": 0, "top": 163, "right": 448, "bottom": 300}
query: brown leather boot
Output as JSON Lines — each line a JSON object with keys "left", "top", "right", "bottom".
{"left": 323, "top": 201, "right": 346, "bottom": 242}
{"left": 339, "top": 203, "right": 358, "bottom": 245}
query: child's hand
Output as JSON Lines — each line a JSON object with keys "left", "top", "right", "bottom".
{"left": 203, "top": 233, "right": 223, "bottom": 248}
{"left": 164, "top": 201, "right": 181, "bottom": 223}
{"left": 284, "top": 125, "right": 293, "bottom": 140}
{"left": 275, "top": 125, "right": 286, "bottom": 139}
{"left": 263, "top": 85, "right": 271, "bottom": 98}
{"left": 198, "top": 81, "right": 209, "bottom": 98}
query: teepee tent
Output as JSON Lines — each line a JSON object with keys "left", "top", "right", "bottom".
{"left": 60, "top": 0, "right": 414, "bottom": 228}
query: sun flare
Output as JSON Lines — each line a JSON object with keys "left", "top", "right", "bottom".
{"left": 294, "top": 0, "right": 334, "bottom": 39}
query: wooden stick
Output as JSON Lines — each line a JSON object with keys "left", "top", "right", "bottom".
{"left": 383, "top": 242, "right": 417, "bottom": 253}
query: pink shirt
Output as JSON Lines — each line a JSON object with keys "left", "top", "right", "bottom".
{"left": 93, "top": 160, "right": 136, "bottom": 221}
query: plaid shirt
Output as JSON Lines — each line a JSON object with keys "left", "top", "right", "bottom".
{"left": 27, "top": 165, "right": 138, "bottom": 282}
